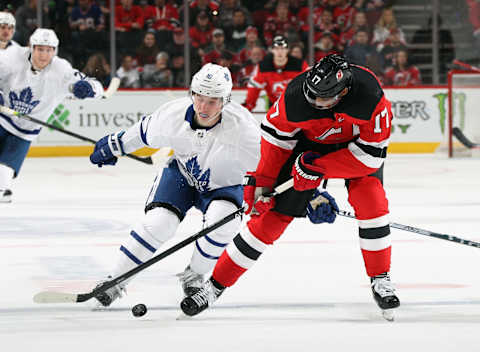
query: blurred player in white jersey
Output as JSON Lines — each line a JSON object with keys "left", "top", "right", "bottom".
{"left": 0, "top": 28, "right": 105, "bottom": 202}
{"left": 0, "top": 12, "right": 17, "bottom": 50}
{"left": 89, "top": 63, "right": 261, "bottom": 306}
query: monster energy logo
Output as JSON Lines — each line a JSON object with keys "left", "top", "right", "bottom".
{"left": 433, "top": 92, "right": 466, "bottom": 134}
{"left": 46, "top": 104, "right": 70, "bottom": 131}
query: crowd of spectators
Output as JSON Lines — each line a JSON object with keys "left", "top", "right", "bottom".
{"left": 1, "top": 0, "right": 459, "bottom": 88}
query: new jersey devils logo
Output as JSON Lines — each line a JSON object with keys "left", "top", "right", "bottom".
{"left": 336, "top": 70, "right": 343, "bottom": 81}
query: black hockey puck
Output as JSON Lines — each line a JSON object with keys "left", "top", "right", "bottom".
{"left": 132, "top": 303, "right": 147, "bottom": 317}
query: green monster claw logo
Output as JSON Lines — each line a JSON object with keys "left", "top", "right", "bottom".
{"left": 433, "top": 92, "right": 466, "bottom": 134}
{"left": 46, "top": 104, "right": 70, "bottom": 131}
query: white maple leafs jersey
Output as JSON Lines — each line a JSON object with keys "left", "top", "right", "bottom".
{"left": 122, "top": 97, "right": 261, "bottom": 192}
{"left": 0, "top": 45, "right": 104, "bottom": 141}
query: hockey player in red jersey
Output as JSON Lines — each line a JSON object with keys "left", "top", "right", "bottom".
{"left": 181, "top": 54, "right": 400, "bottom": 321}
{"left": 242, "top": 35, "right": 308, "bottom": 112}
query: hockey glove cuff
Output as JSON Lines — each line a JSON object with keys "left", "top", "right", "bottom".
{"left": 90, "top": 131, "right": 126, "bottom": 167}
{"left": 243, "top": 172, "right": 276, "bottom": 215}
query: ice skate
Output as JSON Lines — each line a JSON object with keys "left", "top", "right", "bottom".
{"left": 0, "top": 189, "right": 12, "bottom": 203}
{"left": 93, "top": 276, "right": 126, "bottom": 308}
{"left": 180, "top": 278, "right": 225, "bottom": 316}
{"left": 176, "top": 265, "right": 204, "bottom": 296}
{"left": 371, "top": 272, "right": 400, "bottom": 321}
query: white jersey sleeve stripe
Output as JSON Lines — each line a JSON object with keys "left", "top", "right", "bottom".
{"left": 348, "top": 140, "right": 387, "bottom": 169}
{"left": 262, "top": 117, "right": 300, "bottom": 137}
{"left": 261, "top": 129, "right": 298, "bottom": 150}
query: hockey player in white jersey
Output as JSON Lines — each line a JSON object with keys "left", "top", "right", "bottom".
{"left": 89, "top": 63, "right": 261, "bottom": 306}
{"left": 0, "top": 28, "right": 104, "bottom": 202}
{"left": 0, "top": 12, "right": 17, "bottom": 49}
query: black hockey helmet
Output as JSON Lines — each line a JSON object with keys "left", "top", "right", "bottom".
{"left": 303, "top": 54, "right": 352, "bottom": 105}
{"left": 272, "top": 35, "right": 288, "bottom": 48}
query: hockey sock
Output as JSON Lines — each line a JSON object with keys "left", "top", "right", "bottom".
{"left": 213, "top": 211, "right": 293, "bottom": 287}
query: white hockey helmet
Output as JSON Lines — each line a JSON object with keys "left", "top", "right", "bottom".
{"left": 29, "top": 28, "right": 59, "bottom": 54}
{"left": 0, "top": 12, "right": 15, "bottom": 28}
{"left": 190, "top": 63, "right": 233, "bottom": 106}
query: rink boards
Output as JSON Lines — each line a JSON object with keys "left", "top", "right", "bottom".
{"left": 28, "top": 87, "right": 465, "bottom": 156}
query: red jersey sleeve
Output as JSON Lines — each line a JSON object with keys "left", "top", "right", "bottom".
{"left": 311, "top": 96, "right": 392, "bottom": 179}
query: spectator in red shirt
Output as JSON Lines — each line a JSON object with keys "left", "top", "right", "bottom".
{"left": 143, "top": 0, "right": 179, "bottom": 36}
{"left": 164, "top": 26, "right": 202, "bottom": 87}
{"left": 338, "top": 11, "right": 370, "bottom": 52}
{"left": 467, "top": 0, "right": 480, "bottom": 36}
{"left": 135, "top": 30, "right": 160, "bottom": 67}
{"left": 313, "top": 9, "right": 340, "bottom": 42}
{"left": 297, "top": 0, "right": 325, "bottom": 34}
{"left": 314, "top": 31, "right": 339, "bottom": 61}
{"left": 237, "top": 26, "right": 266, "bottom": 63}
{"left": 182, "top": 0, "right": 219, "bottom": 26}
{"left": 189, "top": 10, "right": 214, "bottom": 56}
{"left": 263, "top": 1, "right": 299, "bottom": 47}
{"left": 203, "top": 28, "right": 235, "bottom": 65}
{"left": 354, "top": 0, "right": 388, "bottom": 26}
{"left": 331, "top": 0, "right": 357, "bottom": 32}
{"left": 384, "top": 49, "right": 421, "bottom": 86}
{"left": 237, "top": 45, "right": 266, "bottom": 87}
{"left": 115, "top": 0, "right": 144, "bottom": 55}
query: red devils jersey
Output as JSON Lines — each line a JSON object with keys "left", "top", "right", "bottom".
{"left": 384, "top": 66, "right": 421, "bottom": 86}
{"left": 257, "top": 65, "right": 393, "bottom": 180}
{"left": 244, "top": 54, "right": 308, "bottom": 111}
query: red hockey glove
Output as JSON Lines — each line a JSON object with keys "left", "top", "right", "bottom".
{"left": 243, "top": 172, "right": 276, "bottom": 215}
{"left": 291, "top": 152, "right": 324, "bottom": 191}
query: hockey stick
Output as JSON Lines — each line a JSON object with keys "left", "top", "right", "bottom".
{"left": 452, "top": 127, "right": 480, "bottom": 149}
{"left": 33, "top": 179, "right": 294, "bottom": 304}
{"left": 102, "top": 77, "right": 121, "bottom": 99}
{"left": 0, "top": 105, "right": 153, "bottom": 165}
{"left": 337, "top": 209, "right": 480, "bottom": 249}
{"left": 452, "top": 59, "right": 480, "bottom": 72}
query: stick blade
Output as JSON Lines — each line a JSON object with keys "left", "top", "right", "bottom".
{"left": 33, "top": 291, "right": 79, "bottom": 304}
{"left": 102, "top": 77, "right": 121, "bottom": 99}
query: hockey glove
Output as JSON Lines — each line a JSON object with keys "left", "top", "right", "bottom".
{"left": 291, "top": 152, "right": 324, "bottom": 191}
{"left": 72, "top": 80, "right": 95, "bottom": 99}
{"left": 90, "top": 131, "right": 125, "bottom": 167}
{"left": 243, "top": 172, "right": 276, "bottom": 215}
{"left": 307, "top": 189, "right": 339, "bottom": 224}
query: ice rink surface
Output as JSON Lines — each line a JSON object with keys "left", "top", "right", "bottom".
{"left": 1, "top": 154, "right": 479, "bottom": 352}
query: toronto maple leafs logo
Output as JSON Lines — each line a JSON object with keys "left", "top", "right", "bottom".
{"left": 183, "top": 156, "right": 211, "bottom": 192}
{"left": 9, "top": 87, "right": 40, "bottom": 114}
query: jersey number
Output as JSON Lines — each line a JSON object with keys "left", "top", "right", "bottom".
{"left": 270, "top": 100, "right": 280, "bottom": 119}
{"left": 373, "top": 107, "right": 390, "bottom": 133}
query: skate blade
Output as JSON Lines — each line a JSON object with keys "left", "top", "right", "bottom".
{"left": 382, "top": 309, "right": 395, "bottom": 322}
